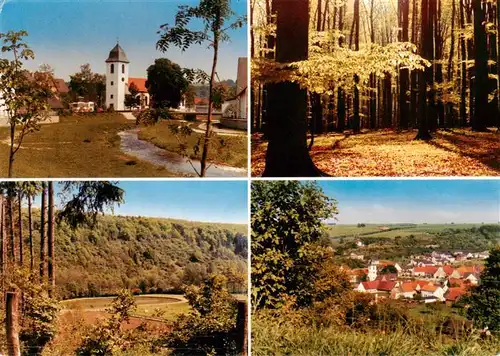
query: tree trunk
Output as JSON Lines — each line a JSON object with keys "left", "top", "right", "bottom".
{"left": 8, "top": 124, "right": 15, "bottom": 178}
{"left": 6, "top": 291, "right": 21, "bottom": 356}
{"left": 263, "top": 0, "right": 322, "bottom": 176}
{"left": 353, "top": 0, "right": 361, "bottom": 133}
{"left": 17, "top": 195, "right": 22, "bottom": 266}
{"left": 1, "top": 197, "right": 5, "bottom": 295}
{"left": 28, "top": 195, "right": 33, "bottom": 272}
{"left": 447, "top": 0, "right": 457, "bottom": 127}
{"left": 399, "top": 0, "right": 410, "bottom": 129}
{"left": 48, "top": 182, "right": 55, "bottom": 296}
{"left": 40, "top": 182, "right": 46, "bottom": 281}
{"left": 472, "top": 0, "right": 489, "bottom": 131}
{"left": 459, "top": 0, "right": 467, "bottom": 126}
{"left": 416, "top": 0, "right": 433, "bottom": 139}
{"left": 8, "top": 193, "right": 15, "bottom": 262}
{"left": 199, "top": 34, "right": 219, "bottom": 177}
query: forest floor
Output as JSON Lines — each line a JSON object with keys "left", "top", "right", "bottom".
{"left": 252, "top": 128, "right": 499, "bottom": 176}
{"left": 0, "top": 113, "right": 177, "bottom": 177}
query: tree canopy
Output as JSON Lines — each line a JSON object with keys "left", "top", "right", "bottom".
{"left": 146, "top": 58, "right": 189, "bottom": 108}
{"left": 251, "top": 180, "right": 337, "bottom": 308}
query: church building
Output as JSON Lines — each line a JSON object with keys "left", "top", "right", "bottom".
{"left": 105, "top": 43, "right": 130, "bottom": 111}
{"left": 105, "top": 43, "right": 149, "bottom": 111}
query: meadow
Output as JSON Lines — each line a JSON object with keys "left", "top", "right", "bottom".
{"left": 0, "top": 113, "right": 173, "bottom": 177}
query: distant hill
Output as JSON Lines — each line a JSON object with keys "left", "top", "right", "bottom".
{"left": 27, "top": 212, "right": 247, "bottom": 299}
{"left": 325, "top": 223, "right": 500, "bottom": 261}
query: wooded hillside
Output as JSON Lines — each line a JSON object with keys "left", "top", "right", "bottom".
{"left": 27, "top": 212, "right": 248, "bottom": 299}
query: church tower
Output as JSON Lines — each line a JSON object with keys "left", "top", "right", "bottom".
{"left": 105, "top": 42, "right": 129, "bottom": 111}
{"left": 368, "top": 261, "right": 377, "bottom": 281}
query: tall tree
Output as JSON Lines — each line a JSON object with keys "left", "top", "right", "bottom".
{"left": 472, "top": 0, "right": 489, "bottom": 131}
{"left": 146, "top": 58, "right": 189, "bottom": 109}
{"left": 399, "top": 0, "right": 410, "bottom": 129}
{"left": 263, "top": 0, "right": 323, "bottom": 176}
{"left": 156, "top": 0, "right": 245, "bottom": 177}
{"left": 462, "top": 246, "right": 500, "bottom": 330}
{"left": 47, "top": 182, "right": 55, "bottom": 297}
{"left": 69, "top": 63, "right": 106, "bottom": 107}
{"left": 352, "top": 0, "right": 361, "bottom": 133}
{"left": 415, "top": 0, "right": 434, "bottom": 139}
{"left": 39, "top": 182, "right": 47, "bottom": 281}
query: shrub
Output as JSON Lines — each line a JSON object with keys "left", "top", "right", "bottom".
{"left": 75, "top": 290, "right": 137, "bottom": 355}
{"left": 184, "top": 113, "right": 197, "bottom": 121}
{"left": 165, "top": 275, "right": 239, "bottom": 355}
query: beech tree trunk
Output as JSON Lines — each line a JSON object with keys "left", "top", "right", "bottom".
{"left": 416, "top": 0, "right": 433, "bottom": 139}
{"left": 399, "top": 0, "right": 410, "bottom": 129}
{"left": 263, "top": 0, "right": 322, "bottom": 176}
{"left": 472, "top": 0, "right": 489, "bottom": 131}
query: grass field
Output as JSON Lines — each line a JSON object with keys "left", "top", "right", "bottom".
{"left": 0, "top": 114, "right": 177, "bottom": 177}
{"left": 138, "top": 120, "right": 247, "bottom": 168}
{"left": 252, "top": 128, "right": 500, "bottom": 176}
{"left": 326, "top": 223, "right": 488, "bottom": 239}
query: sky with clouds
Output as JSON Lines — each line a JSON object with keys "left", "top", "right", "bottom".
{"left": 317, "top": 180, "right": 499, "bottom": 224}
{"left": 1, "top": 0, "right": 247, "bottom": 81}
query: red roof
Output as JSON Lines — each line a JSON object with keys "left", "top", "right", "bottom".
{"left": 421, "top": 284, "right": 439, "bottom": 292}
{"left": 442, "top": 265, "right": 455, "bottom": 275}
{"left": 53, "top": 78, "right": 69, "bottom": 94}
{"left": 414, "top": 266, "right": 438, "bottom": 274}
{"left": 128, "top": 78, "right": 147, "bottom": 92}
{"left": 194, "top": 97, "right": 209, "bottom": 105}
{"left": 361, "top": 281, "right": 396, "bottom": 292}
{"left": 446, "top": 287, "right": 467, "bottom": 302}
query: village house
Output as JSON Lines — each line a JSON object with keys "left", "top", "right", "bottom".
{"left": 421, "top": 284, "right": 445, "bottom": 303}
{"left": 127, "top": 77, "right": 150, "bottom": 109}
{"left": 355, "top": 280, "right": 396, "bottom": 298}
{"left": 444, "top": 287, "right": 468, "bottom": 306}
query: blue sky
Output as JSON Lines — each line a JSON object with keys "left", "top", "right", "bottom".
{"left": 317, "top": 180, "right": 500, "bottom": 224}
{"left": 1, "top": 0, "right": 247, "bottom": 81}
{"left": 44, "top": 180, "right": 249, "bottom": 224}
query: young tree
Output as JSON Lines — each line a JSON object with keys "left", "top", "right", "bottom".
{"left": 156, "top": 0, "right": 245, "bottom": 177}
{"left": 0, "top": 31, "right": 55, "bottom": 177}
{"left": 146, "top": 58, "right": 189, "bottom": 108}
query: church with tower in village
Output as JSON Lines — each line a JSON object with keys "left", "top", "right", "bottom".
{"left": 105, "top": 43, "right": 150, "bottom": 111}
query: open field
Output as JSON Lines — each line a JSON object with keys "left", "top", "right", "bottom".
{"left": 61, "top": 294, "right": 190, "bottom": 321}
{"left": 138, "top": 120, "right": 247, "bottom": 168}
{"left": 252, "top": 128, "right": 500, "bottom": 176}
{"left": 0, "top": 114, "right": 177, "bottom": 177}
{"left": 326, "top": 223, "right": 492, "bottom": 239}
